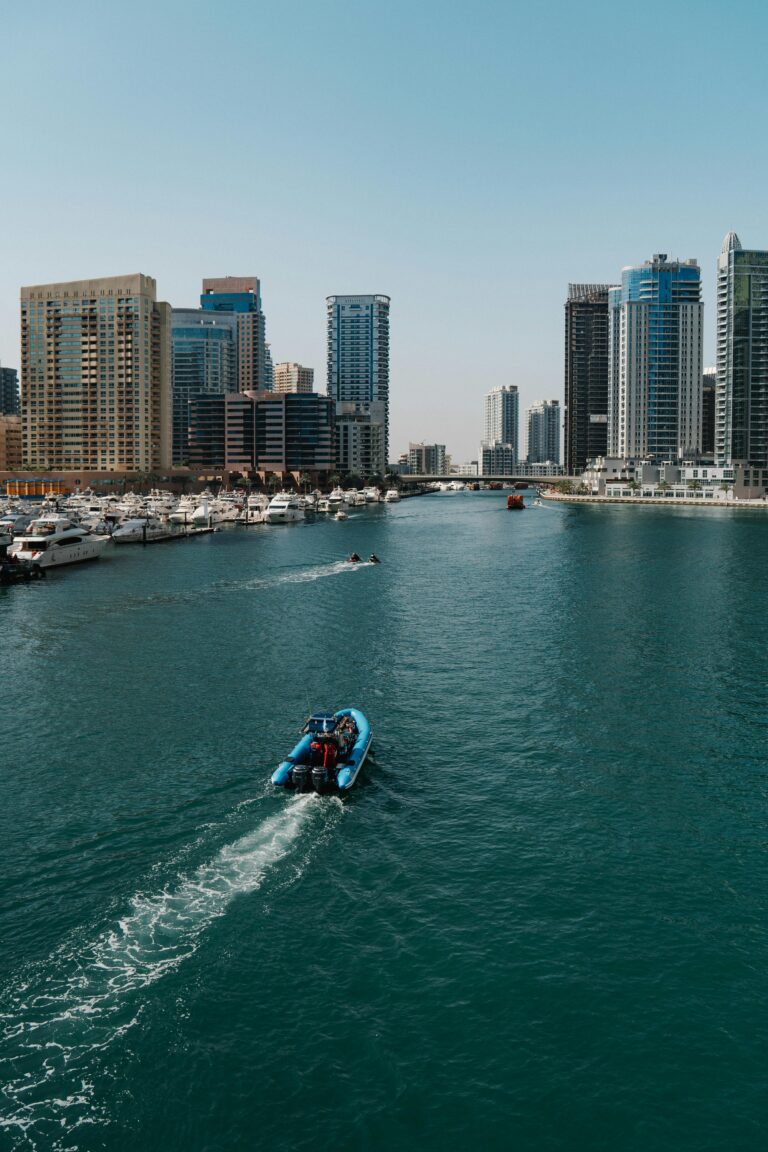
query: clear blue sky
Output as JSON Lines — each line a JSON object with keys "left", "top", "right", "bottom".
{"left": 2, "top": 0, "right": 767, "bottom": 460}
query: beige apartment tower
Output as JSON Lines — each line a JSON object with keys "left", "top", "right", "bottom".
{"left": 273, "top": 362, "right": 314, "bottom": 394}
{"left": 0, "top": 415, "right": 22, "bottom": 470}
{"left": 20, "top": 274, "right": 171, "bottom": 472}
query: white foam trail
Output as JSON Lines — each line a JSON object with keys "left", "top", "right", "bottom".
{"left": 0, "top": 796, "right": 333, "bottom": 1146}
{"left": 240, "top": 559, "right": 370, "bottom": 590}
{"left": 108, "top": 560, "right": 369, "bottom": 614}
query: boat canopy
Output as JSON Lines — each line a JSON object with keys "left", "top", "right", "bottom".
{"left": 305, "top": 712, "right": 338, "bottom": 734}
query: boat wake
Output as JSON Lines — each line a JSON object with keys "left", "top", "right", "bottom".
{"left": 240, "top": 558, "right": 372, "bottom": 590}
{"left": 0, "top": 795, "right": 339, "bottom": 1148}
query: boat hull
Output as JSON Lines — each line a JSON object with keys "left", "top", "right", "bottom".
{"left": 11, "top": 537, "right": 109, "bottom": 567}
{"left": 272, "top": 708, "right": 372, "bottom": 793}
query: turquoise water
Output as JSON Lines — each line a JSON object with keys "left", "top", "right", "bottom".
{"left": 1, "top": 493, "right": 767, "bottom": 1151}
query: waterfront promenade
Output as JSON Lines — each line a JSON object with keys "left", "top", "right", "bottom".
{"left": 541, "top": 490, "right": 768, "bottom": 510}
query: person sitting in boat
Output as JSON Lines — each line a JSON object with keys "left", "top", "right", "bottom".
{"left": 368, "top": 554, "right": 380, "bottom": 564}
{"left": 335, "top": 717, "right": 356, "bottom": 757}
{"left": 311, "top": 734, "right": 338, "bottom": 771}
{"left": 348, "top": 552, "right": 362, "bottom": 563}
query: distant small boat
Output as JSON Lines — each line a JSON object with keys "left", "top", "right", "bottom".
{"left": 272, "top": 709, "right": 372, "bottom": 793}
{"left": 335, "top": 509, "right": 348, "bottom": 521}
{"left": 507, "top": 494, "right": 525, "bottom": 510}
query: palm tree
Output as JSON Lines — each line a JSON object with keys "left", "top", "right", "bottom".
{"left": 688, "top": 479, "right": 702, "bottom": 492}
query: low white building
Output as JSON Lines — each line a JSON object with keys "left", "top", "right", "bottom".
{"left": 583, "top": 456, "right": 751, "bottom": 499}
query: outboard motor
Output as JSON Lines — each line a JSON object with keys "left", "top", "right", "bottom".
{"left": 312, "top": 766, "right": 330, "bottom": 794}
{"left": 292, "top": 764, "right": 311, "bottom": 793}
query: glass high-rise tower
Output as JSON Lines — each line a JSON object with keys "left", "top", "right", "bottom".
{"left": 564, "top": 284, "right": 610, "bottom": 472}
{"left": 201, "top": 277, "right": 269, "bottom": 393}
{"left": 715, "top": 232, "right": 768, "bottom": 467}
{"left": 608, "top": 254, "right": 703, "bottom": 460}
{"left": 326, "top": 294, "right": 390, "bottom": 477}
{"left": 483, "top": 386, "right": 518, "bottom": 446}
{"left": 171, "top": 310, "right": 238, "bottom": 465}
{"left": 526, "top": 400, "right": 561, "bottom": 464}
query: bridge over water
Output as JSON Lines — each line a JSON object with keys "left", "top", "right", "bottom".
{"left": 404, "top": 474, "right": 581, "bottom": 485}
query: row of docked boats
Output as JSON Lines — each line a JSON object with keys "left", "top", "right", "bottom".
{"left": 0, "top": 482, "right": 404, "bottom": 572}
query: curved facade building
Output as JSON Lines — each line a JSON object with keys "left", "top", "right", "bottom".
{"left": 608, "top": 255, "right": 702, "bottom": 460}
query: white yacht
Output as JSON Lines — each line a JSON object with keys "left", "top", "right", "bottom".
{"left": 168, "top": 494, "right": 201, "bottom": 525}
{"left": 144, "top": 488, "right": 178, "bottom": 516}
{"left": 0, "top": 512, "right": 34, "bottom": 536}
{"left": 236, "top": 493, "right": 270, "bottom": 524}
{"left": 384, "top": 489, "right": 401, "bottom": 503}
{"left": 266, "top": 493, "right": 305, "bottom": 524}
{"left": 344, "top": 489, "right": 366, "bottom": 506}
{"left": 111, "top": 517, "right": 173, "bottom": 543}
{"left": 362, "top": 487, "right": 381, "bottom": 503}
{"left": 327, "top": 487, "right": 347, "bottom": 511}
{"left": 10, "top": 516, "right": 110, "bottom": 568}
{"left": 316, "top": 497, "right": 331, "bottom": 514}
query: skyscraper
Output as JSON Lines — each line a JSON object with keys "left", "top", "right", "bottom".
{"left": 484, "top": 385, "right": 518, "bottom": 446}
{"left": 607, "top": 254, "right": 703, "bottom": 460}
{"left": 171, "top": 310, "right": 238, "bottom": 464}
{"left": 715, "top": 232, "right": 768, "bottom": 467}
{"left": 327, "top": 294, "right": 390, "bottom": 476}
{"left": 564, "top": 284, "right": 610, "bottom": 472}
{"left": 201, "top": 277, "right": 269, "bottom": 392}
{"left": 526, "top": 399, "right": 561, "bottom": 464}
{"left": 481, "top": 386, "right": 518, "bottom": 467}
{"left": 0, "top": 366, "right": 20, "bottom": 415}
{"left": 20, "top": 274, "right": 171, "bottom": 471}
{"left": 273, "top": 362, "right": 314, "bottom": 394}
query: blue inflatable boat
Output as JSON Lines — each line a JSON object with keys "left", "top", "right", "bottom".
{"left": 271, "top": 708, "right": 372, "bottom": 794}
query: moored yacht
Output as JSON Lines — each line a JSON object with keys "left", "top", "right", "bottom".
{"left": 266, "top": 493, "right": 304, "bottom": 524}
{"left": 9, "top": 516, "right": 110, "bottom": 568}
{"left": 362, "top": 487, "right": 381, "bottom": 503}
{"left": 236, "top": 493, "right": 270, "bottom": 524}
{"left": 327, "top": 487, "right": 347, "bottom": 511}
{"left": 168, "top": 494, "right": 201, "bottom": 525}
{"left": 111, "top": 517, "right": 173, "bottom": 543}
{"left": 384, "top": 488, "right": 400, "bottom": 503}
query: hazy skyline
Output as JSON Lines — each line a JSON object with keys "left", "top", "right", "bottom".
{"left": 2, "top": 0, "right": 767, "bottom": 460}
